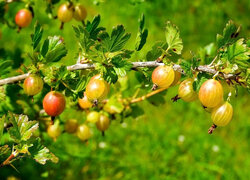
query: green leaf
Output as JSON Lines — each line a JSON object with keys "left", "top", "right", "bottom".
{"left": 193, "top": 73, "right": 210, "bottom": 91}
{"left": 227, "top": 38, "right": 250, "bottom": 63}
{"left": 103, "top": 95, "right": 124, "bottom": 114}
{"left": 7, "top": 113, "right": 39, "bottom": 143}
{"left": 179, "top": 60, "right": 192, "bottom": 77}
{"left": 31, "top": 22, "right": 43, "bottom": 50}
{"left": 0, "top": 115, "right": 5, "bottom": 142}
{"left": 85, "top": 15, "right": 105, "bottom": 40}
{"left": 165, "top": 21, "right": 183, "bottom": 54}
{"left": 135, "top": 14, "right": 148, "bottom": 51}
{"left": 99, "top": 25, "right": 131, "bottom": 52}
{"left": 29, "top": 138, "right": 59, "bottom": 165}
{"left": 75, "top": 77, "right": 88, "bottom": 93}
{"left": 111, "top": 56, "right": 132, "bottom": 77}
{"left": 146, "top": 41, "right": 167, "bottom": 61}
{"left": 216, "top": 20, "right": 240, "bottom": 48}
{"left": 0, "top": 60, "right": 12, "bottom": 76}
{"left": 41, "top": 36, "right": 67, "bottom": 63}
{"left": 0, "top": 145, "right": 11, "bottom": 157}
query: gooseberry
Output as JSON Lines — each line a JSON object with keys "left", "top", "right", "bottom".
{"left": 77, "top": 124, "right": 91, "bottom": 141}
{"left": 73, "top": 4, "right": 87, "bottom": 21}
{"left": 151, "top": 65, "right": 175, "bottom": 90}
{"left": 211, "top": 101, "right": 233, "bottom": 126}
{"left": 78, "top": 92, "right": 92, "bottom": 109}
{"left": 15, "top": 9, "right": 32, "bottom": 28}
{"left": 57, "top": 3, "right": 73, "bottom": 23}
{"left": 87, "top": 111, "right": 100, "bottom": 123}
{"left": 171, "top": 71, "right": 181, "bottom": 86}
{"left": 199, "top": 79, "right": 224, "bottom": 108}
{"left": 178, "top": 78, "right": 197, "bottom": 102}
{"left": 43, "top": 91, "right": 66, "bottom": 117}
{"left": 47, "top": 123, "right": 61, "bottom": 140}
{"left": 23, "top": 75, "right": 44, "bottom": 96}
{"left": 96, "top": 114, "right": 110, "bottom": 135}
{"left": 85, "top": 79, "right": 109, "bottom": 104}
{"left": 64, "top": 119, "right": 78, "bottom": 133}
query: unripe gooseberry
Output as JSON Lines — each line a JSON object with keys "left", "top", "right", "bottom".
{"left": 178, "top": 78, "right": 197, "bottom": 102}
{"left": 73, "top": 4, "right": 87, "bottom": 21}
{"left": 15, "top": 9, "right": 32, "bottom": 28}
{"left": 85, "top": 79, "right": 109, "bottom": 103}
{"left": 43, "top": 91, "right": 66, "bottom": 117}
{"left": 171, "top": 71, "right": 181, "bottom": 86}
{"left": 78, "top": 92, "right": 92, "bottom": 109}
{"left": 90, "top": 74, "right": 110, "bottom": 95}
{"left": 96, "top": 114, "right": 110, "bottom": 133}
{"left": 199, "top": 79, "right": 224, "bottom": 108}
{"left": 86, "top": 111, "right": 100, "bottom": 123}
{"left": 23, "top": 75, "right": 44, "bottom": 96}
{"left": 211, "top": 101, "right": 233, "bottom": 126}
{"left": 47, "top": 123, "right": 61, "bottom": 139}
{"left": 151, "top": 65, "right": 175, "bottom": 90}
{"left": 77, "top": 124, "right": 91, "bottom": 141}
{"left": 57, "top": 3, "right": 73, "bottom": 23}
{"left": 64, "top": 119, "right": 78, "bottom": 133}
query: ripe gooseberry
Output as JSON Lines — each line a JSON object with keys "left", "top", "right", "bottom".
{"left": 15, "top": 9, "right": 32, "bottom": 28}
{"left": 85, "top": 78, "right": 109, "bottom": 104}
{"left": 43, "top": 91, "right": 66, "bottom": 117}
{"left": 151, "top": 65, "right": 175, "bottom": 90}
{"left": 199, "top": 79, "right": 224, "bottom": 108}
{"left": 73, "top": 4, "right": 87, "bottom": 21}
{"left": 96, "top": 114, "right": 110, "bottom": 136}
{"left": 171, "top": 71, "right": 181, "bottom": 86}
{"left": 77, "top": 124, "right": 91, "bottom": 141}
{"left": 64, "top": 119, "right": 78, "bottom": 133}
{"left": 90, "top": 74, "right": 110, "bottom": 94}
{"left": 87, "top": 111, "right": 100, "bottom": 123}
{"left": 178, "top": 78, "right": 197, "bottom": 102}
{"left": 211, "top": 101, "right": 233, "bottom": 126}
{"left": 57, "top": 3, "right": 73, "bottom": 23}
{"left": 23, "top": 75, "right": 44, "bottom": 96}
{"left": 78, "top": 92, "right": 92, "bottom": 109}
{"left": 47, "top": 122, "right": 61, "bottom": 140}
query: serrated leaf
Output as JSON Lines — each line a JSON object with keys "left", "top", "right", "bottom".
{"left": 99, "top": 25, "right": 131, "bottom": 52}
{"left": 8, "top": 113, "right": 39, "bottom": 142}
{"left": 75, "top": 77, "right": 88, "bottom": 92}
{"left": 41, "top": 36, "right": 67, "bottom": 63}
{"left": 146, "top": 41, "right": 167, "bottom": 61}
{"left": 135, "top": 14, "right": 148, "bottom": 51}
{"left": 31, "top": 22, "right": 43, "bottom": 49}
{"left": 180, "top": 60, "right": 192, "bottom": 77}
{"left": 216, "top": 20, "right": 240, "bottom": 48}
{"left": 165, "top": 21, "right": 183, "bottom": 54}
{"left": 29, "top": 138, "right": 58, "bottom": 165}
{"left": 111, "top": 56, "right": 132, "bottom": 77}
{"left": 227, "top": 38, "right": 250, "bottom": 63}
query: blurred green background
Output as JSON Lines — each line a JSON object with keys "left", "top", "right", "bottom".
{"left": 0, "top": 0, "right": 249, "bottom": 179}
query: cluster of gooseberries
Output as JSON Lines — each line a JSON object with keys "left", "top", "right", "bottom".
{"left": 151, "top": 65, "right": 233, "bottom": 134}
{"left": 57, "top": 2, "right": 87, "bottom": 29}
{"left": 12, "top": 2, "right": 87, "bottom": 31}
{"left": 23, "top": 73, "right": 110, "bottom": 142}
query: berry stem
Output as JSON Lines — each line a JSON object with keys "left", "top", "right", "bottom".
{"left": 208, "top": 124, "right": 217, "bottom": 134}
{"left": 130, "top": 87, "right": 168, "bottom": 103}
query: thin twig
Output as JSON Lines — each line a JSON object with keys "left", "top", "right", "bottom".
{"left": 130, "top": 87, "right": 168, "bottom": 103}
{"left": 0, "top": 61, "right": 235, "bottom": 86}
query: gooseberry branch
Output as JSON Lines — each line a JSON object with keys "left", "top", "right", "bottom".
{"left": 0, "top": 61, "right": 236, "bottom": 86}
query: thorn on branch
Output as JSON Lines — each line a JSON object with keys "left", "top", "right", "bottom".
{"left": 208, "top": 124, "right": 217, "bottom": 134}
{"left": 171, "top": 95, "right": 180, "bottom": 102}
